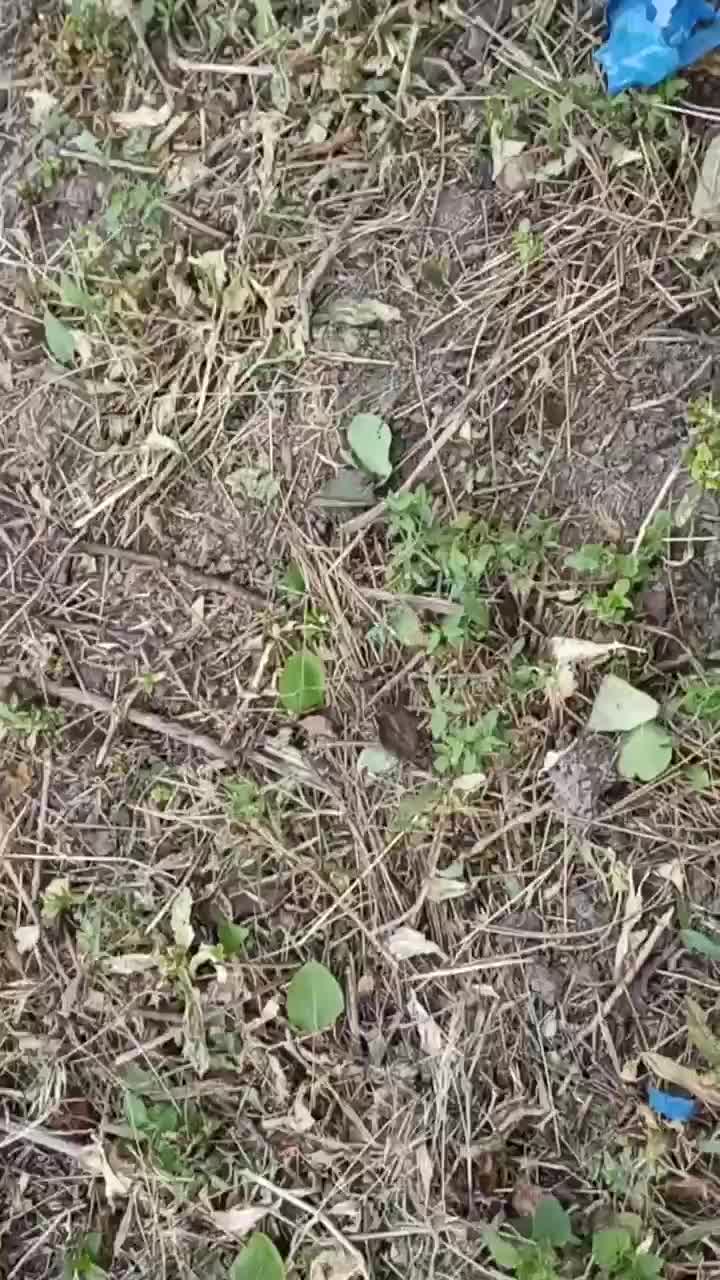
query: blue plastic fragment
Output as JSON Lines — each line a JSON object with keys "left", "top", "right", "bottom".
{"left": 648, "top": 1087, "right": 697, "bottom": 1122}
{"left": 596, "top": 0, "right": 720, "bottom": 95}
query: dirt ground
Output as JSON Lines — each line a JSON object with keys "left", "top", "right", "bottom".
{"left": 3, "top": 2, "right": 720, "bottom": 1279}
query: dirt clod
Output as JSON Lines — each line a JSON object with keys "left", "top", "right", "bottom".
{"left": 547, "top": 734, "right": 617, "bottom": 821}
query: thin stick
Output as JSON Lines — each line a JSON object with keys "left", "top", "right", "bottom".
{"left": 361, "top": 587, "right": 461, "bottom": 617}
{"left": 466, "top": 801, "right": 552, "bottom": 860}
{"left": 0, "top": 1118, "right": 92, "bottom": 1162}
{"left": 630, "top": 461, "right": 682, "bottom": 558}
{"left": 571, "top": 906, "right": 674, "bottom": 1048}
{"left": 243, "top": 1171, "right": 366, "bottom": 1268}
{"left": 74, "top": 540, "right": 267, "bottom": 608}
{"left": 173, "top": 54, "right": 273, "bottom": 78}
{"left": 41, "top": 679, "right": 234, "bottom": 763}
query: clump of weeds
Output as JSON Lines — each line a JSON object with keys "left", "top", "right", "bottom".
{"left": 484, "top": 1193, "right": 664, "bottom": 1279}
{"left": 565, "top": 513, "right": 670, "bottom": 624}
{"left": 386, "top": 486, "right": 557, "bottom": 649}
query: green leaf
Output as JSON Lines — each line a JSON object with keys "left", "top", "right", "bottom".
{"left": 532, "top": 1196, "right": 572, "bottom": 1247}
{"left": 565, "top": 544, "right": 615, "bottom": 574}
{"left": 59, "top": 275, "right": 100, "bottom": 313}
{"left": 633, "top": 1254, "right": 664, "bottom": 1280}
{"left": 230, "top": 1233, "right": 285, "bottom": 1280}
{"left": 278, "top": 650, "right": 325, "bottom": 714}
{"left": 44, "top": 310, "right": 76, "bottom": 364}
{"left": 218, "top": 919, "right": 250, "bottom": 957}
{"left": 482, "top": 1229, "right": 520, "bottom": 1269}
{"left": 392, "top": 784, "right": 441, "bottom": 831}
{"left": 592, "top": 1227, "right": 632, "bottom": 1269}
{"left": 686, "top": 764, "right": 712, "bottom": 791}
{"left": 681, "top": 928, "right": 720, "bottom": 961}
{"left": 281, "top": 561, "right": 305, "bottom": 597}
{"left": 618, "top": 722, "right": 672, "bottom": 782}
{"left": 347, "top": 413, "right": 392, "bottom": 480}
{"left": 253, "top": 0, "right": 278, "bottom": 42}
{"left": 313, "top": 468, "right": 376, "bottom": 509}
{"left": 125, "top": 1092, "right": 148, "bottom": 1131}
{"left": 388, "top": 604, "right": 425, "bottom": 648}
{"left": 286, "top": 959, "right": 344, "bottom": 1033}
{"left": 357, "top": 745, "right": 398, "bottom": 775}
{"left": 588, "top": 674, "right": 659, "bottom": 733}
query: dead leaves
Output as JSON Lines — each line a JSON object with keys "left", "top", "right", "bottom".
{"left": 211, "top": 1205, "right": 268, "bottom": 1236}
{"left": 386, "top": 926, "right": 444, "bottom": 962}
{"left": 407, "top": 993, "right": 444, "bottom": 1057}
{"left": 693, "top": 135, "right": 720, "bottom": 221}
{"left": 309, "top": 1247, "right": 367, "bottom": 1280}
{"left": 644, "top": 1051, "right": 720, "bottom": 1108}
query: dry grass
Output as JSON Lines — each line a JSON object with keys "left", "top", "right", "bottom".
{"left": 3, "top": 1, "right": 720, "bottom": 1278}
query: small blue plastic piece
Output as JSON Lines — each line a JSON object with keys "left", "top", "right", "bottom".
{"left": 596, "top": 0, "right": 720, "bottom": 95}
{"left": 648, "top": 1087, "right": 697, "bottom": 1122}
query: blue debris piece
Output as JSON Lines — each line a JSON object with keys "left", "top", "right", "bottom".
{"left": 596, "top": 0, "right": 720, "bottom": 95}
{"left": 648, "top": 1087, "right": 697, "bottom": 1123}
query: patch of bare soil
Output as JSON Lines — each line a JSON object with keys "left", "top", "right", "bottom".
{"left": 551, "top": 337, "right": 712, "bottom": 543}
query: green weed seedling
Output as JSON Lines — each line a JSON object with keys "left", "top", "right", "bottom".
{"left": 124, "top": 1091, "right": 211, "bottom": 1181}
{"left": 513, "top": 221, "right": 544, "bottom": 269}
{"left": 387, "top": 488, "right": 556, "bottom": 649}
{"left": 678, "top": 674, "right": 720, "bottom": 724}
{"left": 484, "top": 1196, "right": 664, "bottom": 1280}
{"left": 225, "top": 778, "right": 265, "bottom": 823}
{"left": 482, "top": 71, "right": 684, "bottom": 163}
{"left": 63, "top": 1231, "right": 107, "bottom": 1280}
{"left": 687, "top": 396, "right": 720, "bottom": 490}
{"left": 565, "top": 514, "right": 669, "bottom": 624}
{"left": 429, "top": 682, "right": 507, "bottom": 776}
{"left": 0, "top": 698, "right": 62, "bottom": 745}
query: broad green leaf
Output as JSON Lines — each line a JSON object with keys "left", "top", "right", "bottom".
{"left": 253, "top": 0, "right": 278, "bottom": 42}
{"left": 681, "top": 928, "right": 720, "bottom": 961}
{"left": 618, "top": 722, "right": 672, "bottom": 782}
{"left": 44, "top": 311, "right": 76, "bottom": 365}
{"left": 230, "top": 1232, "right": 285, "bottom": 1280}
{"left": 357, "top": 745, "right": 398, "bottom": 775}
{"left": 59, "top": 275, "right": 100, "bottom": 313}
{"left": 72, "top": 128, "right": 103, "bottom": 157}
{"left": 532, "top": 1196, "right": 572, "bottom": 1247}
{"left": 347, "top": 413, "right": 392, "bottom": 480}
{"left": 219, "top": 919, "right": 250, "bottom": 957}
{"left": 286, "top": 960, "right": 344, "bottom": 1033}
{"left": 592, "top": 1227, "right": 632, "bottom": 1269}
{"left": 125, "top": 1092, "right": 148, "bottom": 1130}
{"left": 388, "top": 604, "right": 425, "bottom": 648}
{"left": 482, "top": 1229, "right": 520, "bottom": 1270}
{"left": 633, "top": 1255, "right": 664, "bottom": 1280}
{"left": 588, "top": 674, "right": 658, "bottom": 733}
{"left": 281, "top": 561, "right": 305, "bottom": 597}
{"left": 313, "top": 468, "right": 375, "bottom": 509}
{"left": 278, "top": 650, "right": 325, "bottom": 714}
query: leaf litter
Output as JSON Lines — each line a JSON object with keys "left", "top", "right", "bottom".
{"left": 5, "top": 0, "right": 720, "bottom": 1275}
